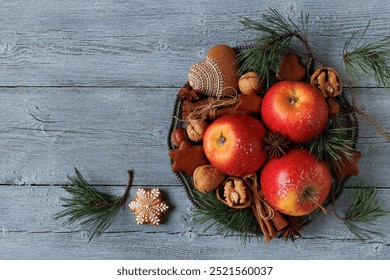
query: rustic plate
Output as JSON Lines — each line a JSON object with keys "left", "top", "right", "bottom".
{"left": 168, "top": 47, "right": 358, "bottom": 236}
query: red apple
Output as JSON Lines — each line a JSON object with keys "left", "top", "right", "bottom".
{"left": 203, "top": 114, "right": 267, "bottom": 177}
{"left": 261, "top": 81, "right": 328, "bottom": 143}
{"left": 260, "top": 148, "right": 331, "bottom": 216}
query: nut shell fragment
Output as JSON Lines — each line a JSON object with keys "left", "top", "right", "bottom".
{"left": 216, "top": 177, "right": 251, "bottom": 208}
{"left": 311, "top": 67, "right": 342, "bottom": 97}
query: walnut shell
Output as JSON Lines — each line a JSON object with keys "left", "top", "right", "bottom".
{"left": 238, "top": 71, "right": 262, "bottom": 95}
{"left": 216, "top": 177, "right": 251, "bottom": 208}
{"left": 193, "top": 165, "right": 226, "bottom": 193}
{"left": 186, "top": 119, "right": 209, "bottom": 142}
{"left": 310, "top": 67, "right": 342, "bottom": 97}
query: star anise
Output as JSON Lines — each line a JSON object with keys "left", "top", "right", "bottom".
{"left": 263, "top": 131, "right": 290, "bottom": 158}
{"left": 279, "top": 216, "right": 306, "bottom": 242}
{"left": 177, "top": 83, "right": 202, "bottom": 102}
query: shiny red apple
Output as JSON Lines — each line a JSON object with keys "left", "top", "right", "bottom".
{"left": 261, "top": 81, "right": 328, "bottom": 143}
{"left": 260, "top": 148, "right": 332, "bottom": 216}
{"left": 203, "top": 114, "right": 267, "bottom": 177}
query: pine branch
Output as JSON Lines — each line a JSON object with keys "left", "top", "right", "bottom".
{"left": 308, "top": 117, "right": 357, "bottom": 170}
{"left": 192, "top": 188, "right": 261, "bottom": 243}
{"left": 341, "top": 184, "right": 390, "bottom": 240}
{"left": 53, "top": 168, "right": 133, "bottom": 242}
{"left": 238, "top": 9, "right": 312, "bottom": 87}
{"left": 343, "top": 21, "right": 390, "bottom": 87}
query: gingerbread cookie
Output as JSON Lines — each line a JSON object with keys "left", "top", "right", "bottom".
{"left": 168, "top": 141, "right": 209, "bottom": 176}
{"left": 334, "top": 150, "right": 362, "bottom": 179}
{"left": 235, "top": 92, "right": 262, "bottom": 114}
{"left": 129, "top": 188, "right": 169, "bottom": 225}
{"left": 277, "top": 53, "right": 306, "bottom": 81}
{"left": 188, "top": 45, "right": 239, "bottom": 98}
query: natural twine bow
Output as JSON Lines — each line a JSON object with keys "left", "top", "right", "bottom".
{"left": 243, "top": 173, "right": 274, "bottom": 220}
{"left": 243, "top": 173, "right": 277, "bottom": 241}
{"left": 185, "top": 87, "right": 239, "bottom": 121}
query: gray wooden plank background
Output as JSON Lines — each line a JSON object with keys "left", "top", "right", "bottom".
{"left": 0, "top": 0, "right": 389, "bottom": 259}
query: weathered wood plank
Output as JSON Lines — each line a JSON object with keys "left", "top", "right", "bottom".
{"left": 0, "top": 87, "right": 389, "bottom": 186}
{"left": 1, "top": 231, "right": 389, "bottom": 260}
{"left": 1, "top": 0, "right": 390, "bottom": 261}
{"left": 0, "top": 0, "right": 389, "bottom": 87}
{"left": 0, "top": 87, "right": 177, "bottom": 185}
{"left": 0, "top": 186, "right": 389, "bottom": 259}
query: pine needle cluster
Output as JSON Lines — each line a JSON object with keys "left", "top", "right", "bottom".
{"left": 192, "top": 188, "right": 261, "bottom": 243}
{"left": 238, "top": 8, "right": 311, "bottom": 87}
{"left": 342, "top": 184, "right": 390, "bottom": 240}
{"left": 54, "top": 168, "right": 132, "bottom": 242}
{"left": 308, "top": 117, "right": 357, "bottom": 170}
{"left": 343, "top": 22, "right": 390, "bottom": 87}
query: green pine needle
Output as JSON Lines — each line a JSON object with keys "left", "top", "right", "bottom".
{"left": 343, "top": 184, "right": 390, "bottom": 240}
{"left": 53, "top": 168, "right": 132, "bottom": 242}
{"left": 192, "top": 188, "right": 261, "bottom": 244}
{"left": 343, "top": 21, "right": 390, "bottom": 87}
{"left": 308, "top": 117, "right": 357, "bottom": 171}
{"left": 238, "top": 8, "right": 311, "bottom": 87}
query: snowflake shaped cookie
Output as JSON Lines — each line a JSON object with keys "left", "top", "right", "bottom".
{"left": 129, "top": 188, "right": 169, "bottom": 225}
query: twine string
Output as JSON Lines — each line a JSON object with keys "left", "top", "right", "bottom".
{"left": 339, "top": 83, "right": 390, "bottom": 142}
{"left": 243, "top": 174, "right": 275, "bottom": 221}
{"left": 185, "top": 86, "right": 239, "bottom": 121}
{"left": 345, "top": 74, "right": 390, "bottom": 141}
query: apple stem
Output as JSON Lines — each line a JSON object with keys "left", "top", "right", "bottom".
{"left": 289, "top": 96, "right": 298, "bottom": 105}
{"left": 218, "top": 133, "right": 227, "bottom": 146}
{"left": 304, "top": 190, "right": 328, "bottom": 215}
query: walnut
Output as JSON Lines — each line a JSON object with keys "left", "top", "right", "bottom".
{"left": 193, "top": 165, "right": 225, "bottom": 193}
{"left": 216, "top": 178, "right": 251, "bottom": 208}
{"left": 186, "top": 119, "right": 209, "bottom": 142}
{"left": 238, "top": 71, "right": 263, "bottom": 95}
{"left": 310, "top": 67, "right": 342, "bottom": 98}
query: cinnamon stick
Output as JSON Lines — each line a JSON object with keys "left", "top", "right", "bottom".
{"left": 271, "top": 210, "right": 288, "bottom": 231}
{"left": 251, "top": 204, "right": 276, "bottom": 242}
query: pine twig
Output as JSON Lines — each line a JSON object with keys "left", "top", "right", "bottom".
{"left": 53, "top": 168, "right": 133, "bottom": 242}
{"left": 339, "top": 21, "right": 390, "bottom": 142}
{"left": 192, "top": 189, "right": 261, "bottom": 244}
{"left": 308, "top": 117, "right": 357, "bottom": 170}
{"left": 238, "top": 8, "right": 312, "bottom": 87}
{"left": 343, "top": 21, "right": 390, "bottom": 87}
{"left": 332, "top": 183, "right": 390, "bottom": 240}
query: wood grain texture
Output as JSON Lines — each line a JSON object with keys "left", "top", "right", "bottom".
{"left": 0, "top": 87, "right": 389, "bottom": 186}
{"left": 0, "top": 0, "right": 389, "bottom": 259}
{"left": 0, "top": 186, "right": 389, "bottom": 259}
{"left": 0, "top": 0, "right": 389, "bottom": 87}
